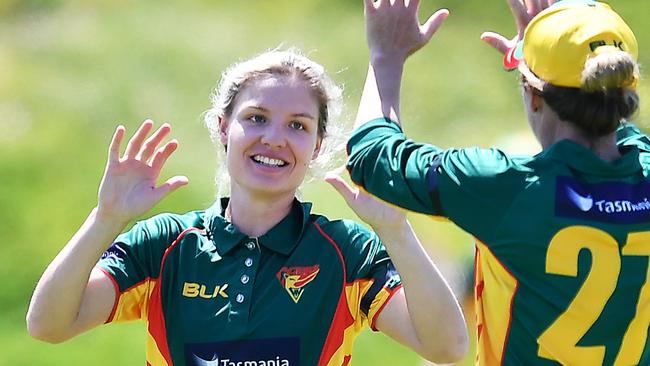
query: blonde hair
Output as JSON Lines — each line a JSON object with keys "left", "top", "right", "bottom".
{"left": 581, "top": 49, "right": 639, "bottom": 92}
{"left": 537, "top": 49, "right": 640, "bottom": 137}
{"left": 204, "top": 48, "right": 347, "bottom": 198}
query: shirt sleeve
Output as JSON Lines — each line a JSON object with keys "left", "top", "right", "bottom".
{"left": 346, "top": 118, "right": 444, "bottom": 215}
{"left": 333, "top": 220, "right": 403, "bottom": 331}
{"left": 347, "top": 117, "right": 531, "bottom": 241}
{"left": 96, "top": 213, "right": 182, "bottom": 323}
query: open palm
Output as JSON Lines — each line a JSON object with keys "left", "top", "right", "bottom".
{"left": 96, "top": 120, "right": 188, "bottom": 224}
{"left": 364, "top": 0, "right": 449, "bottom": 61}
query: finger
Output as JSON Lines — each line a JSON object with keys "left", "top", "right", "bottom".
{"left": 421, "top": 9, "right": 450, "bottom": 42}
{"left": 152, "top": 175, "right": 189, "bottom": 202}
{"left": 108, "top": 125, "right": 126, "bottom": 164}
{"left": 124, "top": 119, "right": 154, "bottom": 159}
{"left": 507, "top": 0, "right": 529, "bottom": 33}
{"left": 138, "top": 123, "right": 172, "bottom": 162}
{"left": 525, "top": 0, "right": 542, "bottom": 15}
{"left": 480, "top": 32, "right": 512, "bottom": 54}
{"left": 151, "top": 140, "right": 179, "bottom": 172}
{"left": 406, "top": 0, "right": 420, "bottom": 10}
{"left": 539, "top": 0, "right": 550, "bottom": 8}
{"left": 324, "top": 172, "right": 359, "bottom": 203}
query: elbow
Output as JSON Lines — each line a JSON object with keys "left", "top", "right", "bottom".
{"left": 26, "top": 312, "right": 71, "bottom": 344}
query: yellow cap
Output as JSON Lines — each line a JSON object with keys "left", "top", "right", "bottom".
{"left": 506, "top": 0, "right": 638, "bottom": 89}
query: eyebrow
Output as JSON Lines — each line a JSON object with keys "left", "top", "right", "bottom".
{"left": 247, "top": 106, "right": 316, "bottom": 120}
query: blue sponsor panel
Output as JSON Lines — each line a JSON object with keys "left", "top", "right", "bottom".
{"left": 555, "top": 176, "right": 650, "bottom": 224}
{"left": 185, "top": 337, "right": 299, "bottom": 366}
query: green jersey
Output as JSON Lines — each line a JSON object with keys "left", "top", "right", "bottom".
{"left": 97, "top": 198, "right": 402, "bottom": 366}
{"left": 347, "top": 118, "right": 650, "bottom": 366}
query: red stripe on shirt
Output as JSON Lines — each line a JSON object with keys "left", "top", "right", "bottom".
{"left": 313, "top": 222, "right": 354, "bottom": 366}
{"left": 147, "top": 227, "right": 206, "bottom": 366}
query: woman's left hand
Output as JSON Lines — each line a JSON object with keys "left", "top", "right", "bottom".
{"left": 325, "top": 171, "right": 407, "bottom": 230}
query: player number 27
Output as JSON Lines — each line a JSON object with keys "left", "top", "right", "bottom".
{"left": 537, "top": 226, "right": 650, "bottom": 365}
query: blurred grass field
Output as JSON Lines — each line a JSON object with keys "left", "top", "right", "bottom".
{"left": 1, "top": 0, "right": 648, "bottom": 365}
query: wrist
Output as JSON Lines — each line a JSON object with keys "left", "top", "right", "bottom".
{"left": 92, "top": 206, "right": 131, "bottom": 231}
{"left": 369, "top": 52, "right": 407, "bottom": 70}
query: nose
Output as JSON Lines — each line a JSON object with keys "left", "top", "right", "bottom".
{"left": 259, "top": 120, "right": 287, "bottom": 149}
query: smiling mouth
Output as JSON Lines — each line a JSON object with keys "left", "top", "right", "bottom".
{"left": 251, "top": 154, "right": 288, "bottom": 167}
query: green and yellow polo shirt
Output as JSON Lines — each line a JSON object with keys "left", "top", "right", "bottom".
{"left": 347, "top": 118, "right": 650, "bottom": 366}
{"left": 97, "top": 198, "right": 402, "bottom": 366}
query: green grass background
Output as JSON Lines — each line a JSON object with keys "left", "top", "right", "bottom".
{"left": 2, "top": 0, "right": 649, "bottom": 365}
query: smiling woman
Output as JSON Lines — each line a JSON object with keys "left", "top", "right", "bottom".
{"left": 25, "top": 48, "right": 468, "bottom": 366}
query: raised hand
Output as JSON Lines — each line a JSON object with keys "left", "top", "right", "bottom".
{"left": 481, "top": 0, "right": 557, "bottom": 55}
{"left": 96, "top": 120, "right": 189, "bottom": 224}
{"left": 325, "top": 171, "right": 407, "bottom": 230}
{"left": 364, "top": 0, "right": 449, "bottom": 62}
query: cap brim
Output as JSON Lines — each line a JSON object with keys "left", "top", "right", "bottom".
{"left": 518, "top": 62, "right": 546, "bottom": 91}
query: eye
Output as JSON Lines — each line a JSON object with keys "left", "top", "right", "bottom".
{"left": 248, "top": 115, "right": 266, "bottom": 124}
{"left": 289, "top": 120, "right": 305, "bottom": 130}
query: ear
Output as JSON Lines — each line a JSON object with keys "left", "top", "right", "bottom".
{"left": 530, "top": 93, "right": 543, "bottom": 113}
{"left": 311, "top": 137, "right": 323, "bottom": 160}
{"left": 522, "top": 84, "right": 545, "bottom": 113}
{"left": 218, "top": 117, "right": 229, "bottom": 146}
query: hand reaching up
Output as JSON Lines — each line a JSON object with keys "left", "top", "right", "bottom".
{"left": 364, "top": 0, "right": 449, "bottom": 62}
{"left": 96, "top": 119, "right": 189, "bottom": 224}
{"left": 481, "top": 0, "right": 558, "bottom": 55}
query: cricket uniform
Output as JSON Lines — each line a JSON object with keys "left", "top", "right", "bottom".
{"left": 97, "top": 198, "right": 402, "bottom": 366}
{"left": 347, "top": 117, "right": 650, "bottom": 366}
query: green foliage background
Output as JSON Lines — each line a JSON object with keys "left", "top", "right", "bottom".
{"left": 1, "top": 0, "right": 648, "bottom": 365}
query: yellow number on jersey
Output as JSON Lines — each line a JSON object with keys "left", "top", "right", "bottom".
{"left": 537, "top": 226, "right": 650, "bottom": 365}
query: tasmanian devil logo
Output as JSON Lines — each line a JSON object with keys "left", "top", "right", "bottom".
{"left": 277, "top": 265, "right": 320, "bottom": 303}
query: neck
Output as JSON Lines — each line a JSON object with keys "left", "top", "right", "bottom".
{"left": 563, "top": 127, "right": 621, "bottom": 162}
{"left": 538, "top": 108, "right": 621, "bottom": 162}
{"left": 226, "top": 187, "right": 295, "bottom": 237}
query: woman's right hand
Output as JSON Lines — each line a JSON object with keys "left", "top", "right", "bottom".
{"left": 96, "top": 119, "right": 188, "bottom": 224}
{"left": 364, "top": 0, "right": 449, "bottom": 63}
{"left": 481, "top": 0, "right": 557, "bottom": 55}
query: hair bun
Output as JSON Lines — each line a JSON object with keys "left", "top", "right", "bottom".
{"left": 581, "top": 49, "right": 639, "bottom": 92}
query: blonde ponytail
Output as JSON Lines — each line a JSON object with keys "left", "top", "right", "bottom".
{"left": 581, "top": 49, "right": 639, "bottom": 92}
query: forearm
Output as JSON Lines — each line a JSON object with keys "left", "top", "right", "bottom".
{"left": 374, "top": 220, "right": 468, "bottom": 361}
{"left": 27, "top": 208, "right": 126, "bottom": 342}
{"left": 354, "top": 56, "right": 405, "bottom": 130}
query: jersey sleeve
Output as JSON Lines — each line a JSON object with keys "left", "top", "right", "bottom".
{"left": 96, "top": 213, "right": 183, "bottom": 323}
{"left": 346, "top": 118, "right": 444, "bottom": 215}
{"left": 434, "top": 146, "right": 532, "bottom": 240}
{"left": 347, "top": 118, "right": 529, "bottom": 240}
{"left": 333, "top": 220, "right": 403, "bottom": 331}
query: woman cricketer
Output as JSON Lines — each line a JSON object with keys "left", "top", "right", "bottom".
{"left": 27, "top": 49, "right": 468, "bottom": 365}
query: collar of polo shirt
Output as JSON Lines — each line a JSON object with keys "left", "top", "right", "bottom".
{"left": 204, "top": 197, "right": 313, "bottom": 255}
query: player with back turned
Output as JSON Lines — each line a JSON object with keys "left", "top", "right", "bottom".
{"left": 347, "top": 0, "right": 650, "bottom": 365}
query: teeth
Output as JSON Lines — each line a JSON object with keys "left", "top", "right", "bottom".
{"left": 253, "top": 155, "right": 286, "bottom": 167}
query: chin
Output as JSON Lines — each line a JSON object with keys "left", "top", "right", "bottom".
{"left": 241, "top": 178, "right": 301, "bottom": 198}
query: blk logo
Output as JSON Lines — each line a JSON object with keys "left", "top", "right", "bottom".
{"left": 182, "top": 282, "right": 229, "bottom": 299}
